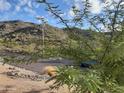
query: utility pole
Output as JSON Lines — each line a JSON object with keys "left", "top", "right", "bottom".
{"left": 36, "top": 16, "right": 47, "bottom": 57}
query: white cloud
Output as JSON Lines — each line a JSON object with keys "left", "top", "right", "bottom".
{"left": 15, "top": 5, "right": 21, "bottom": 12}
{"left": 104, "top": 0, "right": 123, "bottom": 5}
{"left": 120, "top": 1, "right": 124, "bottom": 5}
{"left": 15, "top": 0, "right": 30, "bottom": 12}
{"left": 0, "top": 0, "right": 11, "bottom": 11}
{"left": 24, "top": 7, "right": 37, "bottom": 16}
{"left": 89, "top": 0, "right": 102, "bottom": 14}
{"left": 14, "top": 0, "right": 37, "bottom": 16}
{"left": 27, "top": 1, "right": 32, "bottom": 8}
{"left": 67, "top": 0, "right": 82, "bottom": 17}
{"left": 102, "top": 0, "right": 124, "bottom": 10}
{"left": 67, "top": 0, "right": 102, "bottom": 18}
{"left": 74, "top": 3, "right": 81, "bottom": 10}
{"left": 69, "top": 9, "right": 75, "bottom": 17}
{"left": 20, "top": 0, "right": 29, "bottom": 6}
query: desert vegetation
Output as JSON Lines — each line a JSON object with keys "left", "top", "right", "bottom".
{"left": 0, "top": 0, "right": 124, "bottom": 93}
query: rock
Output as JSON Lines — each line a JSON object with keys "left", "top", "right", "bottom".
{"left": 6, "top": 71, "right": 18, "bottom": 76}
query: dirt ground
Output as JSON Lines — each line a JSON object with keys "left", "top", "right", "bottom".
{"left": 0, "top": 63, "right": 69, "bottom": 93}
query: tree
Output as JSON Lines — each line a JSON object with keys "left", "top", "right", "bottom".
{"left": 37, "top": 0, "right": 124, "bottom": 93}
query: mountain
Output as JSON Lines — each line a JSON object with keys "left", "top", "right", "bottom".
{"left": 0, "top": 20, "right": 116, "bottom": 63}
{"left": 63, "top": 27, "right": 92, "bottom": 37}
{"left": 0, "top": 20, "right": 101, "bottom": 60}
{"left": 0, "top": 20, "right": 68, "bottom": 42}
{"left": 0, "top": 20, "right": 70, "bottom": 59}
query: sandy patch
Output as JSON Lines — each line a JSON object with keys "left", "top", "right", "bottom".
{"left": 0, "top": 63, "right": 69, "bottom": 93}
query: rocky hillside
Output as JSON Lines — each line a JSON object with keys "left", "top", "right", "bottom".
{"left": 0, "top": 20, "right": 99, "bottom": 61}
{"left": 0, "top": 20, "right": 68, "bottom": 42}
{"left": 0, "top": 20, "right": 70, "bottom": 59}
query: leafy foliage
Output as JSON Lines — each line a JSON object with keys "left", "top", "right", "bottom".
{"left": 51, "top": 66, "right": 102, "bottom": 93}
{"left": 0, "top": 0, "right": 124, "bottom": 93}
{"left": 36, "top": 0, "right": 124, "bottom": 93}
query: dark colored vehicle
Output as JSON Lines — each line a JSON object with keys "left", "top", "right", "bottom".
{"left": 80, "top": 61, "right": 97, "bottom": 68}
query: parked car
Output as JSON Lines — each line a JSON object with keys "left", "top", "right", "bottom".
{"left": 80, "top": 61, "right": 97, "bottom": 68}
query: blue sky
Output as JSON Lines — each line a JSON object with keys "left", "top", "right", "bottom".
{"left": 0, "top": 0, "right": 123, "bottom": 28}
{"left": 0, "top": 0, "right": 73, "bottom": 27}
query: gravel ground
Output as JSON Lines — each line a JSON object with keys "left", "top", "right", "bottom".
{"left": 0, "top": 63, "right": 69, "bottom": 93}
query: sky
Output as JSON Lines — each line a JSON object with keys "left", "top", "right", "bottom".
{"left": 0, "top": 0, "right": 123, "bottom": 28}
